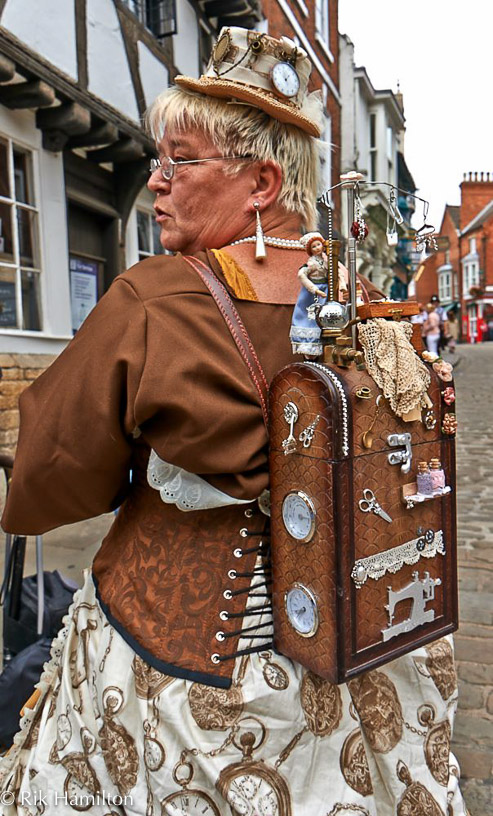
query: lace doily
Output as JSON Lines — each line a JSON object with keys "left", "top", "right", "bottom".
{"left": 147, "top": 450, "right": 253, "bottom": 512}
{"left": 351, "top": 530, "right": 445, "bottom": 588}
{"left": 358, "top": 318, "right": 431, "bottom": 418}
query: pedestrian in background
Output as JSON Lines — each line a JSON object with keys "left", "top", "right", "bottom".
{"left": 423, "top": 302, "right": 441, "bottom": 354}
{"left": 446, "top": 309, "right": 459, "bottom": 352}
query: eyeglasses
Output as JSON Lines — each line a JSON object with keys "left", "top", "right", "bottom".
{"left": 149, "top": 155, "right": 251, "bottom": 181}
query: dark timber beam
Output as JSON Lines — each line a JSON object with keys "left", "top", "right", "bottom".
{"left": 0, "top": 54, "right": 15, "bottom": 83}
{"left": 0, "top": 28, "right": 153, "bottom": 149}
{"left": 67, "top": 121, "right": 119, "bottom": 148}
{"left": 0, "top": 79, "right": 55, "bottom": 108}
{"left": 41, "top": 130, "right": 70, "bottom": 152}
{"left": 114, "top": 157, "right": 150, "bottom": 230}
{"left": 36, "top": 102, "right": 91, "bottom": 135}
{"left": 88, "top": 138, "right": 145, "bottom": 164}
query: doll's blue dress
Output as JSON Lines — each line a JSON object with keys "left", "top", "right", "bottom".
{"left": 289, "top": 256, "right": 327, "bottom": 355}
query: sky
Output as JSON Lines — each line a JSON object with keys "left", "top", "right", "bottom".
{"left": 338, "top": 0, "right": 493, "bottom": 229}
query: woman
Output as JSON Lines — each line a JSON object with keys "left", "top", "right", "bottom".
{"left": 0, "top": 27, "right": 466, "bottom": 816}
{"left": 423, "top": 303, "right": 441, "bottom": 355}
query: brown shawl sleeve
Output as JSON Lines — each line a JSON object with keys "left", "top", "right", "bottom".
{"left": 1, "top": 278, "right": 146, "bottom": 534}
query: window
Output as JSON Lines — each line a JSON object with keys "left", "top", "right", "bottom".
{"left": 438, "top": 270, "right": 451, "bottom": 302}
{"left": 386, "top": 126, "right": 393, "bottom": 180}
{"left": 137, "top": 209, "right": 165, "bottom": 261}
{"left": 463, "top": 262, "right": 480, "bottom": 294}
{"left": 121, "top": 0, "right": 177, "bottom": 38}
{"left": 386, "top": 126, "right": 393, "bottom": 161}
{"left": 315, "top": 0, "right": 329, "bottom": 43}
{"left": 319, "top": 115, "right": 332, "bottom": 193}
{"left": 0, "top": 138, "right": 42, "bottom": 331}
{"left": 469, "top": 236, "right": 476, "bottom": 253}
{"left": 369, "top": 114, "right": 377, "bottom": 182}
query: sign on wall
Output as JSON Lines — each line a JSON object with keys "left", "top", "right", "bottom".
{"left": 69, "top": 256, "right": 98, "bottom": 332}
{"left": 0, "top": 281, "right": 16, "bottom": 327}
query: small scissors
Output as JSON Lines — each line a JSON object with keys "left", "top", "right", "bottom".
{"left": 358, "top": 489, "right": 392, "bottom": 523}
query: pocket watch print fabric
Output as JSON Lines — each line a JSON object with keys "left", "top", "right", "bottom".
{"left": 0, "top": 575, "right": 467, "bottom": 816}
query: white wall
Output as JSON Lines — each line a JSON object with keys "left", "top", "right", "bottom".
{"left": 338, "top": 35, "right": 354, "bottom": 174}
{"left": 86, "top": 0, "right": 140, "bottom": 122}
{"left": 138, "top": 42, "right": 169, "bottom": 108}
{"left": 1, "top": 0, "right": 78, "bottom": 80}
{"left": 173, "top": 0, "right": 199, "bottom": 77}
{"left": 0, "top": 108, "right": 72, "bottom": 354}
{"left": 355, "top": 88, "right": 369, "bottom": 176}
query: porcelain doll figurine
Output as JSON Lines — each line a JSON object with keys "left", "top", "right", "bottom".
{"left": 289, "top": 231, "right": 330, "bottom": 356}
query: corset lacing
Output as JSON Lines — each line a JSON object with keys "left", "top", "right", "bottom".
{"left": 211, "top": 509, "right": 274, "bottom": 664}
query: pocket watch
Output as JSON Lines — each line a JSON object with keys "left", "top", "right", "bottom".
{"left": 216, "top": 718, "right": 292, "bottom": 816}
{"left": 270, "top": 61, "right": 300, "bottom": 98}
{"left": 282, "top": 491, "right": 316, "bottom": 542}
{"left": 60, "top": 728, "right": 101, "bottom": 811}
{"left": 143, "top": 719, "right": 166, "bottom": 772}
{"left": 161, "top": 759, "right": 220, "bottom": 816}
{"left": 285, "top": 583, "right": 319, "bottom": 637}
{"left": 417, "top": 704, "right": 451, "bottom": 787}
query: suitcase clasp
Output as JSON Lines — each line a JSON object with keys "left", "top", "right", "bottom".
{"left": 387, "top": 432, "right": 412, "bottom": 474}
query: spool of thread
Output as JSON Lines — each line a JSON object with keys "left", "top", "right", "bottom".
{"left": 417, "top": 461, "right": 433, "bottom": 496}
{"left": 429, "top": 458, "right": 446, "bottom": 490}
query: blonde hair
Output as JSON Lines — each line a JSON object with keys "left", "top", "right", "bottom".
{"left": 146, "top": 87, "right": 326, "bottom": 231}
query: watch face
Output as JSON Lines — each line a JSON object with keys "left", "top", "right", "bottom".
{"left": 282, "top": 491, "right": 316, "bottom": 542}
{"left": 144, "top": 735, "right": 165, "bottom": 771}
{"left": 227, "top": 774, "right": 280, "bottom": 815}
{"left": 270, "top": 62, "right": 300, "bottom": 98}
{"left": 161, "top": 790, "right": 220, "bottom": 816}
{"left": 285, "top": 583, "right": 319, "bottom": 637}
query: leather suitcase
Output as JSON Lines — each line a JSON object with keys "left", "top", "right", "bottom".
{"left": 269, "top": 358, "right": 458, "bottom": 683}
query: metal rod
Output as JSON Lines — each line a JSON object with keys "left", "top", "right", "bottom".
{"left": 341, "top": 176, "right": 359, "bottom": 347}
{"left": 318, "top": 179, "right": 430, "bottom": 208}
{"left": 36, "top": 535, "right": 44, "bottom": 636}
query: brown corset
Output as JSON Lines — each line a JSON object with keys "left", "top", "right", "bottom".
{"left": 92, "top": 445, "right": 272, "bottom": 688}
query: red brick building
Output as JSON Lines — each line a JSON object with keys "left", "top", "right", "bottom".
{"left": 262, "top": 0, "right": 341, "bottom": 222}
{"left": 411, "top": 253, "right": 439, "bottom": 309}
{"left": 411, "top": 173, "right": 493, "bottom": 343}
{"left": 459, "top": 173, "right": 493, "bottom": 342}
{"left": 411, "top": 205, "right": 459, "bottom": 309}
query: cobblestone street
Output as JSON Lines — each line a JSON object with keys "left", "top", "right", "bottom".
{"left": 452, "top": 343, "right": 493, "bottom": 814}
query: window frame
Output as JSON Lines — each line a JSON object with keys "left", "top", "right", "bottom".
{"left": 136, "top": 206, "right": 166, "bottom": 261}
{"left": 0, "top": 136, "right": 43, "bottom": 332}
{"left": 369, "top": 113, "right": 377, "bottom": 182}
{"left": 438, "top": 269, "right": 451, "bottom": 302}
{"left": 315, "top": 0, "right": 329, "bottom": 44}
{"left": 121, "top": 0, "right": 177, "bottom": 39}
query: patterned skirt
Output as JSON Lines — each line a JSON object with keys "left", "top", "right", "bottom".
{"left": 0, "top": 573, "right": 467, "bottom": 816}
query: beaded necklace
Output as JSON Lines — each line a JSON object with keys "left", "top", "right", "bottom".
{"left": 230, "top": 235, "right": 303, "bottom": 250}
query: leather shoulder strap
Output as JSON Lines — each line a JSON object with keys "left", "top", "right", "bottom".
{"left": 182, "top": 255, "right": 269, "bottom": 427}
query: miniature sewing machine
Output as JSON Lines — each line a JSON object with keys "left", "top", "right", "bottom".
{"left": 382, "top": 572, "right": 441, "bottom": 642}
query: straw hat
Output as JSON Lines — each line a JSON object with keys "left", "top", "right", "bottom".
{"left": 175, "top": 26, "right": 323, "bottom": 137}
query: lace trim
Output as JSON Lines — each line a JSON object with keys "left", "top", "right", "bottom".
{"left": 289, "top": 326, "right": 321, "bottom": 340}
{"left": 351, "top": 530, "right": 445, "bottom": 588}
{"left": 291, "top": 342, "right": 323, "bottom": 355}
{"left": 147, "top": 449, "right": 253, "bottom": 512}
{"left": 0, "top": 585, "right": 83, "bottom": 786}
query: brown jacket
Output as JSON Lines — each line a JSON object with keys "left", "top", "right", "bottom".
{"left": 2, "top": 251, "right": 383, "bottom": 686}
